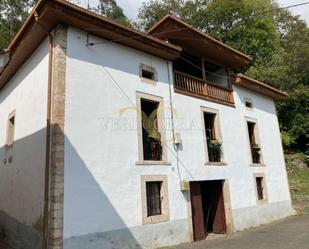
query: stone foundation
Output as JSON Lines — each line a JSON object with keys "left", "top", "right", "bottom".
{"left": 64, "top": 218, "right": 190, "bottom": 249}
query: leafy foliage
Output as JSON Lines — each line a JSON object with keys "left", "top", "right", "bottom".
{"left": 0, "top": 0, "right": 36, "bottom": 49}
{"left": 93, "top": 0, "right": 131, "bottom": 27}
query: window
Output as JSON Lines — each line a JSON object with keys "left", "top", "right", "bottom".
{"left": 146, "top": 181, "right": 162, "bottom": 216}
{"left": 136, "top": 92, "right": 168, "bottom": 164}
{"left": 139, "top": 64, "right": 157, "bottom": 82}
{"left": 202, "top": 108, "right": 223, "bottom": 164}
{"left": 141, "top": 175, "right": 169, "bottom": 224}
{"left": 245, "top": 98, "right": 253, "bottom": 108}
{"left": 254, "top": 174, "right": 267, "bottom": 202}
{"left": 6, "top": 111, "right": 15, "bottom": 146}
{"left": 256, "top": 177, "right": 264, "bottom": 200}
{"left": 247, "top": 120, "right": 262, "bottom": 164}
{"left": 141, "top": 99, "right": 162, "bottom": 161}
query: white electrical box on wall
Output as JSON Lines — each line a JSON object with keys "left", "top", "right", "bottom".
{"left": 180, "top": 181, "right": 190, "bottom": 191}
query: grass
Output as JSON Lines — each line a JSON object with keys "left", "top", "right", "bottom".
{"left": 287, "top": 153, "right": 309, "bottom": 215}
{"left": 289, "top": 168, "right": 309, "bottom": 195}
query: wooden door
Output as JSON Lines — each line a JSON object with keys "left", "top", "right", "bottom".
{"left": 190, "top": 182, "right": 205, "bottom": 241}
{"left": 212, "top": 182, "right": 227, "bottom": 234}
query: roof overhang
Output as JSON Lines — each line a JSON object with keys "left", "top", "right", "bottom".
{"left": 0, "top": 0, "right": 181, "bottom": 89}
{"left": 234, "top": 74, "right": 288, "bottom": 101}
{"left": 147, "top": 15, "right": 252, "bottom": 69}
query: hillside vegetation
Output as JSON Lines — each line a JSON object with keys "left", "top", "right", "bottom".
{"left": 286, "top": 153, "right": 309, "bottom": 215}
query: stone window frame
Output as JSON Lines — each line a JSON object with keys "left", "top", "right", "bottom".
{"left": 244, "top": 97, "right": 253, "bottom": 109}
{"left": 135, "top": 92, "right": 170, "bottom": 165}
{"left": 139, "top": 63, "right": 158, "bottom": 84}
{"left": 253, "top": 173, "right": 268, "bottom": 204}
{"left": 141, "top": 175, "right": 170, "bottom": 225}
{"left": 201, "top": 106, "right": 226, "bottom": 166}
{"left": 6, "top": 110, "right": 16, "bottom": 148}
{"left": 245, "top": 117, "right": 265, "bottom": 166}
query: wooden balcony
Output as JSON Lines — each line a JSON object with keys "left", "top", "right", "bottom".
{"left": 173, "top": 70, "right": 235, "bottom": 106}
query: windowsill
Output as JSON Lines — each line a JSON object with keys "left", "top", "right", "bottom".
{"left": 205, "top": 162, "right": 227, "bottom": 166}
{"left": 140, "top": 77, "right": 157, "bottom": 85}
{"left": 250, "top": 163, "right": 266, "bottom": 167}
{"left": 143, "top": 213, "right": 169, "bottom": 225}
{"left": 257, "top": 199, "right": 268, "bottom": 204}
{"left": 136, "top": 160, "right": 171, "bottom": 166}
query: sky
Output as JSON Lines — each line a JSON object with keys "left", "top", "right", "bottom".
{"left": 79, "top": 0, "right": 309, "bottom": 24}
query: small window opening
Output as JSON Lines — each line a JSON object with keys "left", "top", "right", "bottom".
{"left": 204, "top": 112, "right": 221, "bottom": 162}
{"left": 140, "top": 64, "right": 157, "bottom": 81}
{"left": 247, "top": 121, "right": 261, "bottom": 164}
{"left": 141, "top": 99, "right": 162, "bottom": 161}
{"left": 146, "top": 181, "right": 162, "bottom": 216}
{"left": 142, "top": 69, "right": 155, "bottom": 80}
{"left": 245, "top": 98, "right": 253, "bottom": 108}
{"left": 256, "top": 177, "right": 264, "bottom": 200}
{"left": 7, "top": 114, "right": 15, "bottom": 146}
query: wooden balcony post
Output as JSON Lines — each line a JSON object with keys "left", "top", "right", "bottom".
{"left": 202, "top": 57, "right": 206, "bottom": 80}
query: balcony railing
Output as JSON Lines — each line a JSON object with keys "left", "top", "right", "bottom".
{"left": 173, "top": 70, "right": 234, "bottom": 106}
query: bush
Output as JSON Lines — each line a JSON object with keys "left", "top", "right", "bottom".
{"left": 281, "top": 131, "right": 295, "bottom": 149}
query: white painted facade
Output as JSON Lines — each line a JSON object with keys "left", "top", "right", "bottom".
{"left": 63, "top": 27, "right": 293, "bottom": 249}
{"left": 0, "top": 39, "right": 49, "bottom": 248}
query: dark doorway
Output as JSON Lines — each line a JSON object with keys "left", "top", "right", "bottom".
{"left": 190, "top": 180, "right": 227, "bottom": 241}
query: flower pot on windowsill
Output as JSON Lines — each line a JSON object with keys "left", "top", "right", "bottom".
{"left": 251, "top": 144, "right": 260, "bottom": 150}
{"left": 208, "top": 140, "right": 222, "bottom": 150}
{"left": 210, "top": 139, "right": 221, "bottom": 144}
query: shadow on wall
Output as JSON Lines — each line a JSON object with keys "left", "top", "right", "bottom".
{"left": 0, "top": 128, "right": 47, "bottom": 249}
{"left": 0, "top": 42, "right": 49, "bottom": 249}
{"left": 64, "top": 133, "right": 143, "bottom": 249}
{"left": 0, "top": 125, "right": 143, "bottom": 249}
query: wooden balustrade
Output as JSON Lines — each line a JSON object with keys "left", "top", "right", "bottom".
{"left": 173, "top": 70, "right": 234, "bottom": 106}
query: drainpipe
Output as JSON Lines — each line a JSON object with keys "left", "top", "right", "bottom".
{"left": 34, "top": 12, "right": 53, "bottom": 249}
{"left": 167, "top": 61, "right": 182, "bottom": 183}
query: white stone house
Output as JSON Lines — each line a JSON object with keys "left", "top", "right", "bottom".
{"left": 0, "top": 1, "right": 294, "bottom": 249}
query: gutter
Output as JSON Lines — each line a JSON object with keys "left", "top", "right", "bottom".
{"left": 34, "top": 12, "right": 53, "bottom": 249}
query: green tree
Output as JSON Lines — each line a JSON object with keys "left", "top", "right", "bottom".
{"left": 0, "top": 0, "right": 36, "bottom": 49}
{"left": 137, "top": 0, "right": 185, "bottom": 31}
{"left": 93, "top": 0, "right": 131, "bottom": 27}
{"left": 277, "top": 85, "right": 309, "bottom": 152}
{"left": 138, "top": 0, "right": 280, "bottom": 63}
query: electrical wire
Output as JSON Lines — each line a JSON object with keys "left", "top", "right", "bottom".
{"left": 98, "top": 64, "right": 195, "bottom": 181}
